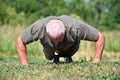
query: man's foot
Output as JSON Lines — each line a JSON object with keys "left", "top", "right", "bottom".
{"left": 49, "top": 55, "right": 59, "bottom": 64}
{"left": 64, "top": 57, "right": 73, "bottom": 63}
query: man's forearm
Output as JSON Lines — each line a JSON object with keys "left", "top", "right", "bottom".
{"left": 94, "top": 32, "right": 105, "bottom": 62}
{"left": 16, "top": 36, "right": 28, "bottom": 65}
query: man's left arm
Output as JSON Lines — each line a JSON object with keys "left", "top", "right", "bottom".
{"left": 77, "top": 21, "right": 105, "bottom": 63}
{"left": 93, "top": 32, "right": 105, "bottom": 63}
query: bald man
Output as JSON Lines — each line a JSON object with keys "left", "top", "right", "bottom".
{"left": 16, "top": 15, "right": 105, "bottom": 65}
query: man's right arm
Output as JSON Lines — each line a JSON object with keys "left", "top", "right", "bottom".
{"left": 16, "top": 18, "right": 49, "bottom": 65}
{"left": 16, "top": 36, "right": 29, "bottom": 65}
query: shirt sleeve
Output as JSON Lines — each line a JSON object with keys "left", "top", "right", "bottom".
{"left": 59, "top": 15, "right": 99, "bottom": 42}
{"left": 78, "top": 21, "right": 99, "bottom": 42}
{"left": 21, "top": 19, "right": 46, "bottom": 44}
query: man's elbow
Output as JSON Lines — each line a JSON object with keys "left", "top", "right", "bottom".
{"left": 99, "top": 32, "right": 105, "bottom": 46}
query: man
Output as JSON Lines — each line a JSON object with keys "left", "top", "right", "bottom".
{"left": 16, "top": 15, "right": 105, "bottom": 65}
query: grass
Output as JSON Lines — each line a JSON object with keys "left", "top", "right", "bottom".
{"left": 0, "top": 57, "right": 120, "bottom": 80}
{"left": 0, "top": 25, "right": 120, "bottom": 80}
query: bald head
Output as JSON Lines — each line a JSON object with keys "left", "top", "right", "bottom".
{"left": 46, "top": 20, "right": 65, "bottom": 45}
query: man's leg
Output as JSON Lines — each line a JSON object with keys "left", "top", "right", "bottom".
{"left": 50, "top": 55, "right": 59, "bottom": 63}
{"left": 61, "top": 39, "right": 80, "bottom": 63}
{"left": 43, "top": 49, "right": 60, "bottom": 63}
{"left": 64, "top": 57, "right": 73, "bottom": 63}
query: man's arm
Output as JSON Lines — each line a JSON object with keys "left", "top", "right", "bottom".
{"left": 16, "top": 36, "right": 28, "bottom": 65}
{"left": 73, "top": 19, "right": 105, "bottom": 63}
{"left": 93, "top": 32, "right": 105, "bottom": 63}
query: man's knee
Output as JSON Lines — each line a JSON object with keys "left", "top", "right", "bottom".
{"left": 43, "top": 49, "right": 53, "bottom": 60}
{"left": 44, "top": 55, "right": 53, "bottom": 60}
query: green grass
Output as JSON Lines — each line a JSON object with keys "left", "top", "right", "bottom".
{"left": 0, "top": 25, "right": 120, "bottom": 80}
{"left": 0, "top": 57, "right": 120, "bottom": 80}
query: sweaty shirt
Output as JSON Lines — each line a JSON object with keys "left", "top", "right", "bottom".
{"left": 21, "top": 15, "right": 99, "bottom": 57}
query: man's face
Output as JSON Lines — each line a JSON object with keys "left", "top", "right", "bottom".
{"left": 50, "top": 34, "right": 64, "bottom": 46}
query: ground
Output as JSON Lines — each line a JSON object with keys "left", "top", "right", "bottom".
{"left": 0, "top": 56, "right": 120, "bottom": 80}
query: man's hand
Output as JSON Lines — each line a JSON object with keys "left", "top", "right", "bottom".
{"left": 93, "top": 58, "right": 100, "bottom": 63}
{"left": 16, "top": 36, "right": 28, "bottom": 65}
{"left": 94, "top": 32, "right": 105, "bottom": 63}
{"left": 21, "top": 63, "right": 29, "bottom": 65}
